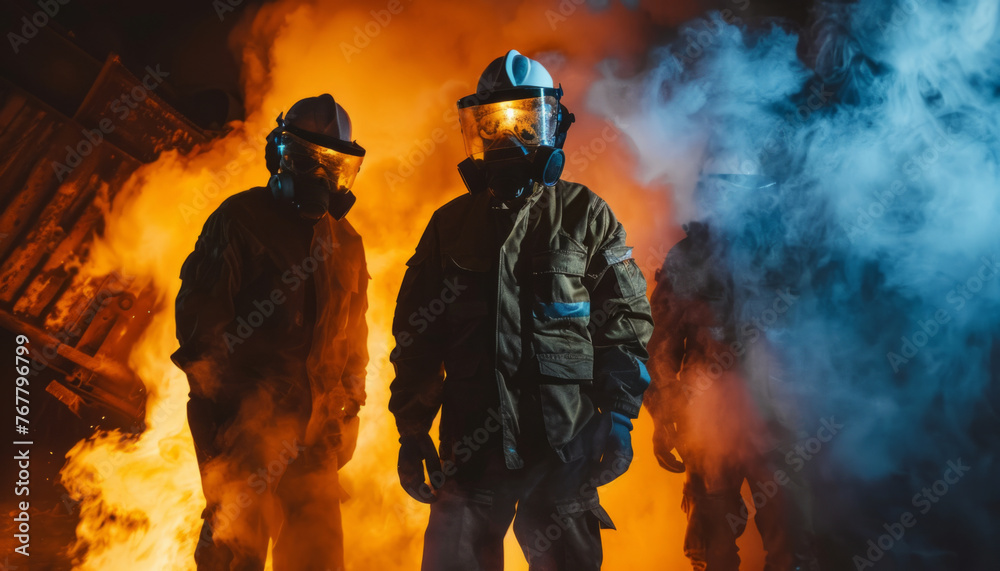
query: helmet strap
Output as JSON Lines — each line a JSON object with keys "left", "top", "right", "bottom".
{"left": 555, "top": 102, "right": 575, "bottom": 150}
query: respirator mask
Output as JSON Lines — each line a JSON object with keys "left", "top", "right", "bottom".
{"left": 268, "top": 119, "right": 366, "bottom": 220}
{"left": 456, "top": 86, "right": 574, "bottom": 200}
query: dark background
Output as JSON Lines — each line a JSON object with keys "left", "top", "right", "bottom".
{"left": 1, "top": 0, "right": 819, "bottom": 129}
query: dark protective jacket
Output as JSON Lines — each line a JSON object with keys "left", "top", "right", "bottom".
{"left": 171, "top": 187, "right": 368, "bottom": 447}
{"left": 389, "top": 180, "right": 653, "bottom": 468}
{"left": 644, "top": 223, "right": 738, "bottom": 424}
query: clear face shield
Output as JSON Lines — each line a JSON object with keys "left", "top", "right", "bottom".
{"left": 696, "top": 174, "right": 778, "bottom": 212}
{"left": 277, "top": 130, "right": 365, "bottom": 192}
{"left": 694, "top": 173, "right": 779, "bottom": 241}
{"left": 458, "top": 94, "right": 561, "bottom": 160}
{"left": 272, "top": 129, "right": 366, "bottom": 220}
{"left": 456, "top": 87, "right": 569, "bottom": 199}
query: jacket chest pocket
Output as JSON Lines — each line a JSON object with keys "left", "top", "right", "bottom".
{"left": 531, "top": 249, "right": 594, "bottom": 382}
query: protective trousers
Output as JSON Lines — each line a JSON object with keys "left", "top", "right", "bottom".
{"left": 681, "top": 448, "right": 816, "bottom": 571}
{"left": 188, "top": 395, "right": 346, "bottom": 571}
{"left": 422, "top": 418, "right": 615, "bottom": 571}
{"left": 676, "top": 376, "right": 818, "bottom": 571}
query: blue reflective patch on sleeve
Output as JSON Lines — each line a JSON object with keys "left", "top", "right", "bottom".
{"left": 636, "top": 360, "right": 651, "bottom": 389}
{"left": 534, "top": 301, "right": 591, "bottom": 320}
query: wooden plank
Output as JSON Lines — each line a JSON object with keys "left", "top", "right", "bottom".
{"left": 0, "top": 176, "right": 92, "bottom": 305}
{"left": 86, "top": 280, "right": 157, "bottom": 365}
{"left": 15, "top": 148, "right": 140, "bottom": 318}
{"left": 0, "top": 116, "right": 80, "bottom": 263}
{"left": 0, "top": 103, "right": 50, "bottom": 207}
{"left": 0, "top": 86, "right": 29, "bottom": 140}
{"left": 75, "top": 54, "right": 210, "bottom": 163}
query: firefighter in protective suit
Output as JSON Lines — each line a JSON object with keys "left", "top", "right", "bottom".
{"left": 389, "top": 50, "right": 654, "bottom": 571}
{"left": 171, "top": 94, "right": 369, "bottom": 571}
{"left": 644, "top": 166, "right": 819, "bottom": 571}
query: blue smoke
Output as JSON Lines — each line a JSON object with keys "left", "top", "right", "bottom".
{"left": 590, "top": 1, "right": 1000, "bottom": 568}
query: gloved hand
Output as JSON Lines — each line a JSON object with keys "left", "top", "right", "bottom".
{"left": 594, "top": 412, "right": 635, "bottom": 485}
{"left": 337, "top": 415, "right": 360, "bottom": 468}
{"left": 343, "top": 398, "right": 362, "bottom": 419}
{"left": 653, "top": 421, "right": 685, "bottom": 473}
{"left": 397, "top": 433, "right": 442, "bottom": 503}
{"left": 186, "top": 396, "right": 227, "bottom": 463}
{"left": 336, "top": 398, "right": 363, "bottom": 468}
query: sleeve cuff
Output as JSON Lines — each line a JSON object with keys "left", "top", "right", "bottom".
{"left": 610, "top": 395, "right": 642, "bottom": 419}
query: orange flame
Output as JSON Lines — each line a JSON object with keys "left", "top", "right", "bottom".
{"left": 54, "top": 1, "right": 764, "bottom": 569}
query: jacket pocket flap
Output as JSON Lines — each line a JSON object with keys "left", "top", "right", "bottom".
{"left": 537, "top": 352, "right": 593, "bottom": 381}
{"left": 554, "top": 496, "right": 616, "bottom": 530}
{"left": 533, "top": 249, "right": 587, "bottom": 276}
{"left": 447, "top": 253, "right": 491, "bottom": 273}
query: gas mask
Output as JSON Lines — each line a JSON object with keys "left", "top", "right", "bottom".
{"left": 456, "top": 86, "right": 574, "bottom": 200}
{"left": 269, "top": 124, "right": 366, "bottom": 220}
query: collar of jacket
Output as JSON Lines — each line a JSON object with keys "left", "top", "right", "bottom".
{"left": 448, "top": 182, "right": 549, "bottom": 272}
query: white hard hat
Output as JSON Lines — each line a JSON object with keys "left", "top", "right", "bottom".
{"left": 477, "top": 49, "right": 554, "bottom": 94}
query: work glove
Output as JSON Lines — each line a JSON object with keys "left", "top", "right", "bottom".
{"left": 335, "top": 398, "right": 363, "bottom": 468}
{"left": 397, "top": 433, "right": 442, "bottom": 503}
{"left": 343, "top": 397, "right": 362, "bottom": 419}
{"left": 594, "top": 412, "right": 635, "bottom": 486}
{"left": 186, "top": 396, "right": 227, "bottom": 463}
{"left": 653, "top": 421, "right": 685, "bottom": 473}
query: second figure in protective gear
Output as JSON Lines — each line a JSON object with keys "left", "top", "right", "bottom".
{"left": 172, "top": 93, "right": 369, "bottom": 571}
{"left": 644, "top": 165, "right": 820, "bottom": 571}
{"left": 389, "top": 49, "right": 654, "bottom": 571}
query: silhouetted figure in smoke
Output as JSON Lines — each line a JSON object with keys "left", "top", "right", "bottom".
{"left": 389, "top": 50, "right": 653, "bottom": 571}
{"left": 171, "top": 94, "right": 369, "bottom": 571}
{"left": 645, "top": 168, "right": 820, "bottom": 571}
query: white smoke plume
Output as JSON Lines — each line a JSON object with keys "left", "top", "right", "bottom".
{"left": 590, "top": 1, "right": 1000, "bottom": 568}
